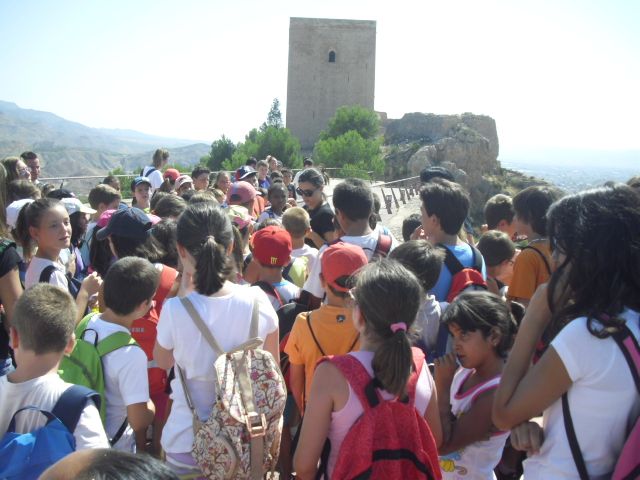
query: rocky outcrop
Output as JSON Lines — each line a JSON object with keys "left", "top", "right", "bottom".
{"left": 382, "top": 112, "right": 547, "bottom": 226}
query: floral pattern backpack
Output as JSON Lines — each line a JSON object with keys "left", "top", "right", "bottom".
{"left": 177, "top": 296, "right": 286, "bottom": 479}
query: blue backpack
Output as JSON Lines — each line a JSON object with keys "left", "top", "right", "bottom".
{"left": 0, "top": 385, "right": 100, "bottom": 480}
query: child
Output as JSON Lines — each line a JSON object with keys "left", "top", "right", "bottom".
{"left": 130, "top": 177, "right": 152, "bottom": 211}
{"left": 477, "top": 230, "right": 516, "bottom": 298}
{"left": 434, "top": 291, "right": 517, "bottom": 479}
{"left": 257, "top": 182, "right": 288, "bottom": 224}
{"left": 251, "top": 225, "right": 300, "bottom": 308}
{"left": 256, "top": 159, "right": 271, "bottom": 190}
{"left": 493, "top": 184, "right": 640, "bottom": 478}
{"left": 483, "top": 194, "right": 516, "bottom": 238}
{"left": 389, "top": 239, "right": 445, "bottom": 356}
{"left": 83, "top": 184, "right": 121, "bottom": 266}
{"left": 153, "top": 203, "right": 279, "bottom": 477}
{"left": 418, "top": 179, "right": 486, "bottom": 302}
{"left": 282, "top": 206, "right": 318, "bottom": 275}
{"left": 281, "top": 168, "right": 297, "bottom": 201}
{"left": 83, "top": 257, "right": 158, "bottom": 452}
{"left": 286, "top": 241, "right": 367, "bottom": 412}
{"left": 402, "top": 213, "right": 423, "bottom": 242}
{"left": 0, "top": 284, "right": 109, "bottom": 457}
{"left": 17, "top": 198, "right": 102, "bottom": 322}
{"left": 507, "top": 185, "right": 561, "bottom": 306}
{"left": 294, "top": 260, "right": 442, "bottom": 479}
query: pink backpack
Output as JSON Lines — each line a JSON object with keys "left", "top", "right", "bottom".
{"left": 563, "top": 322, "right": 640, "bottom": 480}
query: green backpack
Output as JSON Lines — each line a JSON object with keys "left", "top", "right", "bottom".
{"left": 58, "top": 313, "right": 138, "bottom": 430}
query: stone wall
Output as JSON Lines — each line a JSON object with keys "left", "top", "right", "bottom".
{"left": 286, "top": 18, "right": 376, "bottom": 150}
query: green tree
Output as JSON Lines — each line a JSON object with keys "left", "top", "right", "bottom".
{"left": 264, "top": 98, "right": 283, "bottom": 129}
{"left": 313, "top": 130, "right": 384, "bottom": 178}
{"left": 223, "top": 126, "right": 302, "bottom": 171}
{"left": 208, "top": 135, "right": 236, "bottom": 171}
{"left": 319, "top": 105, "right": 380, "bottom": 141}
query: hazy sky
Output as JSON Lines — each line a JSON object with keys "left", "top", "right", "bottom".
{"left": 1, "top": 0, "right": 638, "bottom": 155}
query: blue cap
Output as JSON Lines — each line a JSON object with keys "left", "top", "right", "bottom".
{"left": 130, "top": 176, "right": 152, "bottom": 191}
{"left": 95, "top": 207, "right": 152, "bottom": 242}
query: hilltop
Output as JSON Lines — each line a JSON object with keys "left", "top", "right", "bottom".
{"left": 0, "top": 101, "right": 209, "bottom": 177}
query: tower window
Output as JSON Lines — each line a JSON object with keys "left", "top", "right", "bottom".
{"left": 328, "top": 51, "right": 336, "bottom": 63}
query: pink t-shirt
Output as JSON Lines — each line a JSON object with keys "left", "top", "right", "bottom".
{"left": 325, "top": 350, "right": 435, "bottom": 476}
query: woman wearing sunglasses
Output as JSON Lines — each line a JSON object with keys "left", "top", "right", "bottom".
{"left": 297, "top": 168, "right": 335, "bottom": 248}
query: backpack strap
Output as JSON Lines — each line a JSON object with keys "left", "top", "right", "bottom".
{"left": 252, "top": 281, "right": 284, "bottom": 309}
{"left": 522, "top": 245, "right": 552, "bottom": 276}
{"left": 180, "top": 297, "right": 225, "bottom": 356}
{"left": 373, "top": 231, "right": 393, "bottom": 259}
{"left": 306, "top": 313, "right": 326, "bottom": 356}
{"left": 563, "top": 321, "right": 640, "bottom": 480}
{"left": 96, "top": 332, "right": 138, "bottom": 357}
{"left": 51, "top": 384, "right": 101, "bottom": 434}
{"left": 38, "top": 264, "right": 58, "bottom": 284}
{"left": 282, "top": 261, "right": 294, "bottom": 283}
{"left": 329, "top": 355, "right": 381, "bottom": 411}
{"left": 406, "top": 348, "right": 425, "bottom": 405}
{"left": 439, "top": 245, "right": 464, "bottom": 276}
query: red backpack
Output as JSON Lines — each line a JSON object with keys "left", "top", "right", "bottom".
{"left": 320, "top": 348, "right": 441, "bottom": 480}
{"left": 130, "top": 265, "right": 177, "bottom": 396}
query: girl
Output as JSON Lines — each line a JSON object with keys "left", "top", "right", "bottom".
{"left": 257, "top": 182, "right": 288, "bottom": 224}
{"left": 1, "top": 157, "right": 31, "bottom": 185}
{"left": 130, "top": 177, "right": 152, "bottom": 211}
{"left": 153, "top": 203, "right": 279, "bottom": 477}
{"left": 297, "top": 168, "right": 335, "bottom": 248}
{"left": 294, "top": 259, "right": 442, "bottom": 479}
{"left": 493, "top": 184, "right": 640, "bottom": 479}
{"left": 16, "top": 198, "right": 101, "bottom": 321}
{"left": 434, "top": 291, "right": 517, "bottom": 479}
{"left": 213, "top": 170, "right": 231, "bottom": 195}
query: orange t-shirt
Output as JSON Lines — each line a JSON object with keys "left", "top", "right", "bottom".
{"left": 285, "top": 304, "right": 360, "bottom": 402}
{"left": 508, "top": 241, "right": 552, "bottom": 302}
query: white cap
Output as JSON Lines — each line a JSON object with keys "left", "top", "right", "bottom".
{"left": 6, "top": 199, "right": 34, "bottom": 229}
{"left": 60, "top": 197, "right": 96, "bottom": 216}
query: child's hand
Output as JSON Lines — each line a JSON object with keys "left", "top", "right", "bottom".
{"left": 81, "top": 272, "right": 102, "bottom": 297}
{"left": 410, "top": 225, "right": 426, "bottom": 240}
{"left": 434, "top": 352, "right": 458, "bottom": 386}
{"left": 510, "top": 421, "right": 544, "bottom": 454}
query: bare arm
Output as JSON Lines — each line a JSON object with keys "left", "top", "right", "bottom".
{"left": 264, "top": 329, "right": 279, "bottom": 364}
{"left": 493, "top": 285, "right": 572, "bottom": 430}
{"left": 127, "top": 400, "right": 155, "bottom": 448}
{"left": 424, "top": 382, "right": 443, "bottom": 448}
{"left": 0, "top": 267, "right": 22, "bottom": 329}
{"left": 290, "top": 363, "right": 305, "bottom": 414}
{"left": 153, "top": 342, "right": 174, "bottom": 370}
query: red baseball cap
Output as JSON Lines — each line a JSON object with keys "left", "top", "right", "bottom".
{"left": 321, "top": 242, "right": 368, "bottom": 292}
{"left": 227, "top": 181, "right": 257, "bottom": 205}
{"left": 252, "top": 226, "right": 292, "bottom": 267}
{"left": 164, "top": 168, "right": 180, "bottom": 182}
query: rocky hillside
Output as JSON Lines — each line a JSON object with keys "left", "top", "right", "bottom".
{"left": 0, "top": 101, "right": 208, "bottom": 177}
{"left": 382, "top": 112, "right": 549, "bottom": 225}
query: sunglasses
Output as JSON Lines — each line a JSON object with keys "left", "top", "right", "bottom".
{"left": 296, "top": 187, "right": 319, "bottom": 197}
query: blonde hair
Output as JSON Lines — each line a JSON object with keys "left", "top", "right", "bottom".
{"left": 282, "top": 207, "right": 310, "bottom": 238}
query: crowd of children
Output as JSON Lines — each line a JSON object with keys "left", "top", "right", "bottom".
{"left": 0, "top": 151, "right": 639, "bottom": 479}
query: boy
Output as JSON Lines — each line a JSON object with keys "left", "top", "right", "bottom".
{"left": 282, "top": 207, "right": 318, "bottom": 275}
{"left": 191, "top": 166, "right": 211, "bottom": 191}
{"left": 483, "top": 194, "right": 517, "bottom": 238}
{"left": 302, "top": 178, "right": 398, "bottom": 306}
{"left": 402, "top": 213, "right": 422, "bottom": 242}
{"left": 281, "top": 168, "right": 297, "bottom": 200}
{"left": 285, "top": 242, "right": 367, "bottom": 412}
{"left": 251, "top": 226, "right": 300, "bottom": 309}
{"left": 257, "top": 183, "right": 288, "bottom": 224}
{"left": 477, "top": 230, "right": 517, "bottom": 298}
{"left": 130, "top": 177, "right": 152, "bottom": 211}
{"left": 508, "top": 185, "right": 561, "bottom": 306}
{"left": 82, "top": 257, "right": 158, "bottom": 452}
{"left": 419, "top": 179, "right": 487, "bottom": 302}
{"left": 0, "top": 284, "right": 109, "bottom": 450}
{"left": 256, "top": 159, "right": 271, "bottom": 190}
{"left": 83, "top": 184, "right": 122, "bottom": 263}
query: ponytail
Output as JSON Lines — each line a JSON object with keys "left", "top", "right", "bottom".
{"left": 176, "top": 203, "right": 233, "bottom": 296}
{"left": 15, "top": 198, "right": 60, "bottom": 253}
{"left": 353, "top": 260, "right": 423, "bottom": 397}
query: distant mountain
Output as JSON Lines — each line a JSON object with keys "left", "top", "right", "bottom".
{"left": 0, "top": 100, "right": 210, "bottom": 177}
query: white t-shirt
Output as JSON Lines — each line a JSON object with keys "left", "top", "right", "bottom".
{"left": 303, "top": 227, "right": 399, "bottom": 298}
{"left": 416, "top": 294, "right": 442, "bottom": 353}
{"left": 82, "top": 316, "right": 150, "bottom": 452}
{"left": 141, "top": 165, "right": 164, "bottom": 190}
{"left": 440, "top": 368, "right": 508, "bottom": 480}
{"left": 291, "top": 244, "right": 318, "bottom": 274}
{"left": 0, "top": 373, "right": 109, "bottom": 450}
{"left": 523, "top": 309, "right": 640, "bottom": 480}
{"left": 24, "top": 256, "right": 68, "bottom": 289}
{"left": 156, "top": 284, "right": 279, "bottom": 454}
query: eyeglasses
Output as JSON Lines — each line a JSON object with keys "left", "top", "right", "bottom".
{"left": 296, "top": 187, "right": 318, "bottom": 197}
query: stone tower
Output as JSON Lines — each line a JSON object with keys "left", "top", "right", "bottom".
{"left": 286, "top": 18, "right": 376, "bottom": 150}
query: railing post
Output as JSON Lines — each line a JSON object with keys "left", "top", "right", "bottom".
{"left": 380, "top": 187, "right": 392, "bottom": 214}
{"left": 390, "top": 187, "right": 400, "bottom": 210}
